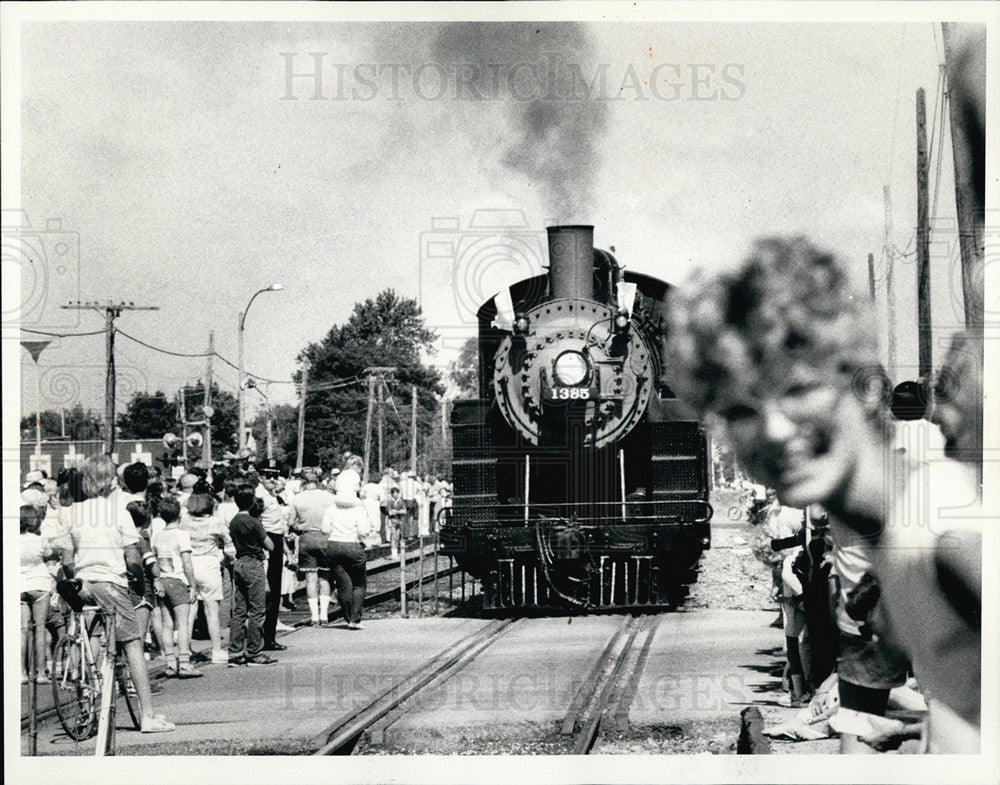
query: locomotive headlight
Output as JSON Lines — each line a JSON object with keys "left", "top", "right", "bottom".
{"left": 513, "top": 314, "right": 530, "bottom": 336}
{"left": 553, "top": 351, "right": 590, "bottom": 386}
{"left": 612, "top": 309, "right": 631, "bottom": 336}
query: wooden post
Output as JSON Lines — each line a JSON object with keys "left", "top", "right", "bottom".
{"left": 295, "top": 360, "right": 309, "bottom": 471}
{"left": 377, "top": 378, "right": 385, "bottom": 476}
{"left": 867, "top": 253, "right": 876, "bottom": 301}
{"left": 941, "top": 23, "right": 985, "bottom": 329}
{"left": 399, "top": 540, "right": 407, "bottom": 618}
{"left": 411, "top": 384, "right": 418, "bottom": 474}
{"left": 418, "top": 534, "right": 424, "bottom": 616}
{"left": 179, "top": 390, "right": 188, "bottom": 465}
{"left": 203, "top": 331, "right": 214, "bottom": 467}
{"left": 105, "top": 309, "right": 115, "bottom": 454}
{"left": 362, "top": 373, "right": 375, "bottom": 483}
{"left": 916, "top": 87, "right": 932, "bottom": 380}
{"left": 27, "top": 617, "right": 37, "bottom": 755}
{"left": 884, "top": 186, "right": 898, "bottom": 380}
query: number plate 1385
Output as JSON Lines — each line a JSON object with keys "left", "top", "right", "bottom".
{"left": 549, "top": 387, "right": 591, "bottom": 400}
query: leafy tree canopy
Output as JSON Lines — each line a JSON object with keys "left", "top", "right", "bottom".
{"left": 296, "top": 290, "right": 444, "bottom": 470}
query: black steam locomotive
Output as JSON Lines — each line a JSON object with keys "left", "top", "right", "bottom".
{"left": 438, "top": 225, "right": 712, "bottom": 611}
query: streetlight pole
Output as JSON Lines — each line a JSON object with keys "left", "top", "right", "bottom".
{"left": 238, "top": 284, "right": 283, "bottom": 455}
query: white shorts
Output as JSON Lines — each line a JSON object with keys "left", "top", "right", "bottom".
{"left": 191, "top": 554, "right": 224, "bottom": 602}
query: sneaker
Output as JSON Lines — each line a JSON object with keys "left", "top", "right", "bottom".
{"left": 347, "top": 622, "right": 365, "bottom": 630}
{"left": 245, "top": 653, "right": 278, "bottom": 666}
{"left": 263, "top": 641, "right": 287, "bottom": 651}
{"left": 164, "top": 660, "right": 179, "bottom": 678}
{"left": 140, "top": 714, "right": 176, "bottom": 733}
{"left": 275, "top": 621, "right": 295, "bottom": 632}
{"left": 227, "top": 656, "right": 247, "bottom": 667}
{"left": 211, "top": 650, "right": 229, "bottom": 665}
{"left": 176, "top": 662, "right": 204, "bottom": 679}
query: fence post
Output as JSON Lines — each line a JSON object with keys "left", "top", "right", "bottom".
{"left": 95, "top": 617, "right": 117, "bottom": 756}
{"left": 27, "top": 615, "right": 38, "bottom": 755}
{"left": 433, "top": 534, "right": 440, "bottom": 616}
{"left": 417, "top": 535, "right": 425, "bottom": 617}
{"left": 399, "top": 538, "right": 408, "bottom": 618}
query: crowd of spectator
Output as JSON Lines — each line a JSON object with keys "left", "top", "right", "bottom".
{"left": 19, "top": 449, "right": 452, "bottom": 734}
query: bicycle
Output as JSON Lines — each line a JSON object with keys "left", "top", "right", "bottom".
{"left": 50, "top": 604, "right": 140, "bottom": 749}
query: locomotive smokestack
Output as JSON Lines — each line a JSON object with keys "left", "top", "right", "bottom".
{"left": 547, "top": 225, "right": 594, "bottom": 301}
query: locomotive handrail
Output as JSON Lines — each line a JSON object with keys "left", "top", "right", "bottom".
{"left": 439, "top": 499, "right": 713, "bottom": 527}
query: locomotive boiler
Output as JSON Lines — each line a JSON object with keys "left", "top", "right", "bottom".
{"left": 438, "top": 225, "right": 712, "bottom": 611}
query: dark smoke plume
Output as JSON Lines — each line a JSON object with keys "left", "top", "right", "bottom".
{"left": 432, "top": 23, "right": 609, "bottom": 221}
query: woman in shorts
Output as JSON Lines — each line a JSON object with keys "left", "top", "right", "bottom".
{"left": 183, "top": 492, "right": 232, "bottom": 664}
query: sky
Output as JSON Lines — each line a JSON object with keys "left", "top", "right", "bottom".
{"left": 10, "top": 12, "right": 978, "bottom": 423}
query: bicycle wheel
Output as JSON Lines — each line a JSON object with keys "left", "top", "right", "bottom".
{"left": 116, "top": 663, "right": 142, "bottom": 731}
{"left": 51, "top": 635, "right": 99, "bottom": 740}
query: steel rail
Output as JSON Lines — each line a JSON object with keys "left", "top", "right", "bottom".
{"left": 313, "top": 618, "right": 517, "bottom": 755}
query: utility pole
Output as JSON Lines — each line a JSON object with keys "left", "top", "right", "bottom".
{"left": 916, "top": 87, "right": 932, "bottom": 380}
{"left": 202, "top": 331, "right": 214, "bottom": 467}
{"left": 179, "top": 390, "right": 188, "bottom": 465}
{"left": 867, "top": 253, "right": 876, "bottom": 302}
{"left": 361, "top": 368, "right": 396, "bottom": 479}
{"left": 411, "top": 384, "right": 418, "bottom": 474}
{"left": 296, "top": 360, "right": 309, "bottom": 471}
{"left": 941, "top": 23, "right": 985, "bottom": 330}
{"left": 60, "top": 301, "right": 159, "bottom": 455}
{"left": 377, "top": 377, "right": 385, "bottom": 475}
{"left": 362, "top": 374, "right": 375, "bottom": 483}
{"left": 883, "top": 186, "right": 898, "bottom": 380}
{"left": 266, "top": 411, "right": 274, "bottom": 462}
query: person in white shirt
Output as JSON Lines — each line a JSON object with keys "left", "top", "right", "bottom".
{"left": 252, "top": 473, "right": 291, "bottom": 648}
{"left": 65, "top": 455, "right": 176, "bottom": 731}
{"left": 151, "top": 497, "right": 202, "bottom": 678}
{"left": 361, "top": 477, "right": 385, "bottom": 546}
{"left": 290, "top": 469, "right": 336, "bottom": 625}
{"left": 322, "top": 484, "right": 371, "bottom": 630}
{"left": 21, "top": 505, "right": 55, "bottom": 683}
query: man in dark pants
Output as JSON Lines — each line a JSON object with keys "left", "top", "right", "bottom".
{"left": 249, "top": 473, "right": 289, "bottom": 651}
{"left": 228, "top": 486, "right": 276, "bottom": 667}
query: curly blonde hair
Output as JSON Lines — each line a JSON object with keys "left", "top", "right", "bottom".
{"left": 664, "top": 236, "right": 880, "bottom": 416}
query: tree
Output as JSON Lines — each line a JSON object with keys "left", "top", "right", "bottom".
{"left": 117, "top": 391, "right": 176, "bottom": 440}
{"left": 117, "top": 383, "right": 238, "bottom": 458}
{"left": 20, "top": 404, "right": 102, "bottom": 441}
{"left": 448, "top": 336, "right": 479, "bottom": 397}
{"left": 250, "top": 403, "right": 298, "bottom": 468}
{"left": 297, "top": 289, "right": 444, "bottom": 470}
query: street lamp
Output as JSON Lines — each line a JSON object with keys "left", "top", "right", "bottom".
{"left": 21, "top": 340, "right": 52, "bottom": 464}
{"left": 238, "top": 284, "right": 283, "bottom": 454}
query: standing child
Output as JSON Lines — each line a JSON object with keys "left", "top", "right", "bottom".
{"left": 227, "top": 486, "right": 276, "bottom": 666}
{"left": 21, "top": 505, "right": 54, "bottom": 684}
{"left": 151, "top": 498, "right": 202, "bottom": 678}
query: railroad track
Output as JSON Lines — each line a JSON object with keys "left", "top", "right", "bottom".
{"left": 313, "top": 618, "right": 519, "bottom": 754}
{"left": 562, "top": 613, "right": 659, "bottom": 754}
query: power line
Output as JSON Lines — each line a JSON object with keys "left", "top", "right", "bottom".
{"left": 19, "top": 327, "right": 106, "bottom": 338}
